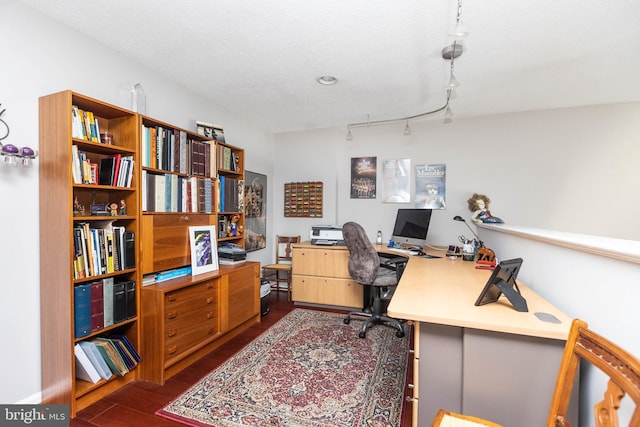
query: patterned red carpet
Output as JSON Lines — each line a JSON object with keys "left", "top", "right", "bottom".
{"left": 157, "top": 308, "right": 409, "bottom": 426}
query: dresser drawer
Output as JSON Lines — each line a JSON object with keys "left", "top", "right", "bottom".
{"left": 164, "top": 310, "right": 218, "bottom": 362}
{"left": 292, "top": 275, "right": 362, "bottom": 308}
{"left": 164, "top": 281, "right": 217, "bottom": 319}
{"left": 292, "top": 247, "right": 350, "bottom": 277}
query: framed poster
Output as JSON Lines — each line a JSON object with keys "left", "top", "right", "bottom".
{"left": 244, "top": 171, "right": 267, "bottom": 251}
{"left": 382, "top": 158, "right": 411, "bottom": 203}
{"left": 415, "top": 164, "right": 446, "bottom": 209}
{"left": 350, "top": 156, "right": 377, "bottom": 199}
{"left": 189, "top": 225, "right": 219, "bottom": 275}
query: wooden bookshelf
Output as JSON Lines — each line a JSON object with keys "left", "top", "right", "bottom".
{"left": 39, "top": 90, "right": 141, "bottom": 417}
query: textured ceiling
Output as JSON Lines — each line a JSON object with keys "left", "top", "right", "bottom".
{"left": 18, "top": 0, "right": 640, "bottom": 133}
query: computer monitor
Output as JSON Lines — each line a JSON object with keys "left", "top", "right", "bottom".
{"left": 391, "top": 208, "right": 432, "bottom": 247}
{"left": 474, "top": 257, "right": 528, "bottom": 312}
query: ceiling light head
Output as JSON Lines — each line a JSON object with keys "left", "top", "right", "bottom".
{"left": 316, "top": 75, "right": 338, "bottom": 85}
{"left": 346, "top": 127, "right": 353, "bottom": 141}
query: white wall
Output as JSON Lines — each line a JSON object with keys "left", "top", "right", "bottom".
{"left": 481, "top": 226, "right": 640, "bottom": 426}
{"left": 272, "top": 102, "right": 640, "bottom": 244}
{"left": 1, "top": 2, "right": 275, "bottom": 404}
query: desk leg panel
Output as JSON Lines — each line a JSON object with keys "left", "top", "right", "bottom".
{"left": 418, "top": 322, "right": 463, "bottom": 424}
{"left": 462, "top": 328, "right": 574, "bottom": 427}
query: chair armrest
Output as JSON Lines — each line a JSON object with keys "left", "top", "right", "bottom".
{"left": 382, "top": 256, "right": 408, "bottom": 266}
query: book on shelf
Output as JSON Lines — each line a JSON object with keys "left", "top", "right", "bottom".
{"left": 92, "top": 338, "right": 129, "bottom": 376}
{"left": 102, "top": 277, "right": 114, "bottom": 327}
{"left": 113, "top": 281, "right": 127, "bottom": 324}
{"left": 125, "top": 280, "right": 136, "bottom": 319}
{"left": 110, "top": 334, "right": 141, "bottom": 364}
{"left": 74, "top": 284, "right": 92, "bottom": 338}
{"left": 218, "top": 258, "right": 246, "bottom": 265}
{"left": 124, "top": 231, "right": 136, "bottom": 270}
{"left": 78, "top": 341, "right": 113, "bottom": 381}
{"left": 90, "top": 281, "right": 104, "bottom": 332}
{"left": 74, "top": 343, "right": 101, "bottom": 384}
{"left": 98, "top": 157, "right": 116, "bottom": 186}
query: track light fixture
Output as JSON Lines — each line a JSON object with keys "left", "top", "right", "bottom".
{"left": 0, "top": 104, "right": 38, "bottom": 167}
{"left": 346, "top": 0, "right": 467, "bottom": 140}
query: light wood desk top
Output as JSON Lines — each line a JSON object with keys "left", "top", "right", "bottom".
{"left": 381, "top": 244, "right": 572, "bottom": 340}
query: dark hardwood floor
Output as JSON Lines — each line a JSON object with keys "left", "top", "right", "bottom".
{"left": 71, "top": 290, "right": 413, "bottom": 426}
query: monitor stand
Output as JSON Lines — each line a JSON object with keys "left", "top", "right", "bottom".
{"left": 496, "top": 280, "right": 529, "bottom": 312}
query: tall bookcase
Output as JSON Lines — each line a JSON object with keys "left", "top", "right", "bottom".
{"left": 39, "top": 91, "right": 141, "bottom": 416}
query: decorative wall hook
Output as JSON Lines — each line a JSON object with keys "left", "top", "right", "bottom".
{"left": 0, "top": 103, "right": 38, "bottom": 167}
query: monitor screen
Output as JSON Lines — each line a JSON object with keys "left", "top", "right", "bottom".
{"left": 474, "top": 257, "right": 528, "bottom": 312}
{"left": 391, "top": 208, "right": 432, "bottom": 247}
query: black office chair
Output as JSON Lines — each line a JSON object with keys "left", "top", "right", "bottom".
{"left": 342, "top": 221, "right": 406, "bottom": 338}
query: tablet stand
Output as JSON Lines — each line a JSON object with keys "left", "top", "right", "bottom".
{"left": 497, "top": 279, "right": 529, "bottom": 312}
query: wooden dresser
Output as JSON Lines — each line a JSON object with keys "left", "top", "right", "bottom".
{"left": 140, "top": 262, "right": 260, "bottom": 384}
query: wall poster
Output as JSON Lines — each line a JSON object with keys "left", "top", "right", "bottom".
{"left": 382, "top": 159, "right": 411, "bottom": 203}
{"left": 415, "top": 164, "right": 447, "bottom": 209}
{"left": 350, "top": 156, "right": 377, "bottom": 199}
{"left": 244, "top": 170, "right": 267, "bottom": 252}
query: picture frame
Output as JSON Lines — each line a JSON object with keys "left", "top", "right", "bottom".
{"left": 244, "top": 171, "right": 267, "bottom": 251}
{"left": 189, "top": 225, "right": 219, "bottom": 275}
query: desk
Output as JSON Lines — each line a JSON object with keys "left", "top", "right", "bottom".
{"left": 384, "top": 244, "right": 576, "bottom": 427}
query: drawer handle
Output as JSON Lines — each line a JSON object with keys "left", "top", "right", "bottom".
{"left": 206, "top": 297, "right": 214, "bottom": 304}
{"left": 405, "top": 396, "right": 416, "bottom": 403}
{"left": 207, "top": 311, "right": 214, "bottom": 319}
{"left": 167, "top": 311, "right": 177, "bottom": 320}
{"left": 206, "top": 282, "right": 214, "bottom": 289}
{"left": 167, "top": 295, "right": 177, "bottom": 302}
{"left": 207, "top": 327, "right": 215, "bottom": 335}
{"left": 167, "top": 345, "right": 177, "bottom": 354}
{"left": 182, "top": 215, "right": 189, "bottom": 222}
{"left": 167, "top": 329, "right": 177, "bottom": 337}
{"left": 407, "top": 383, "right": 414, "bottom": 389}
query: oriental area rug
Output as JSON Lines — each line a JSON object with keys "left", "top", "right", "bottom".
{"left": 157, "top": 308, "right": 409, "bottom": 427}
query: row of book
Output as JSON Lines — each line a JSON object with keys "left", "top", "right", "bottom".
{"left": 74, "top": 279, "right": 136, "bottom": 338}
{"left": 71, "top": 145, "right": 134, "bottom": 187}
{"left": 142, "top": 265, "right": 193, "bottom": 286}
{"left": 141, "top": 125, "right": 214, "bottom": 177}
{"left": 73, "top": 223, "right": 135, "bottom": 279}
{"left": 71, "top": 105, "right": 101, "bottom": 142}
{"left": 74, "top": 335, "right": 141, "bottom": 383}
{"left": 142, "top": 171, "right": 213, "bottom": 213}
{"left": 218, "top": 176, "right": 244, "bottom": 213}
{"left": 217, "top": 144, "right": 240, "bottom": 172}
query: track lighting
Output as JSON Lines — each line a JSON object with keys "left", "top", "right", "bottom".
{"left": 0, "top": 104, "right": 38, "bottom": 167}
{"left": 345, "top": 0, "right": 467, "bottom": 140}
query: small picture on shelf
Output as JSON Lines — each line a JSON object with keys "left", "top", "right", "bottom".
{"left": 189, "top": 225, "right": 219, "bottom": 275}
{"left": 196, "top": 121, "right": 225, "bottom": 142}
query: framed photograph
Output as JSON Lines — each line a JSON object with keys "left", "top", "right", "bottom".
{"left": 244, "top": 171, "right": 267, "bottom": 251}
{"left": 189, "top": 225, "right": 219, "bottom": 275}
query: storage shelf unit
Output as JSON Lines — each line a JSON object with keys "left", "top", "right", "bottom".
{"left": 39, "top": 90, "right": 141, "bottom": 416}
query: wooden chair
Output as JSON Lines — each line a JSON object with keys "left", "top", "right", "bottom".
{"left": 261, "top": 235, "right": 300, "bottom": 301}
{"left": 432, "top": 319, "right": 640, "bottom": 427}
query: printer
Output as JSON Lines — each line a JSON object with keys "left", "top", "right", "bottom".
{"left": 310, "top": 225, "right": 344, "bottom": 245}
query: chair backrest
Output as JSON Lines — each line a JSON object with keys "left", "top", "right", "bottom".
{"left": 547, "top": 319, "right": 640, "bottom": 427}
{"left": 274, "top": 235, "right": 300, "bottom": 264}
{"left": 342, "top": 222, "right": 380, "bottom": 285}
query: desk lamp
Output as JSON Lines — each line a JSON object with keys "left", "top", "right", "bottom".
{"left": 453, "top": 216, "right": 495, "bottom": 262}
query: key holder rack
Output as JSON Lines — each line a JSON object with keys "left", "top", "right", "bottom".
{"left": 0, "top": 103, "right": 38, "bottom": 167}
